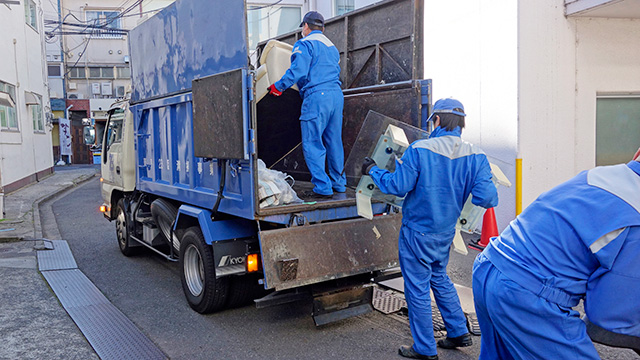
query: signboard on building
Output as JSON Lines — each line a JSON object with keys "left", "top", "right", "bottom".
{"left": 59, "top": 118, "right": 72, "bottom": 156}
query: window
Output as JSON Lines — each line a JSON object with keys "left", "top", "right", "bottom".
{"left": 89, "top": 67, "right": 115, "bottom": 79}
{"left": 24, "top": 0, "right": 37, "bottom": 30}
{"left": 596, "top": 96, "right": 640, "bottom": 166}
{"left": 0, "top": 81, "right": 18, "bottom": 131}
{"left": 104, "top": 108, "right": 124, "bottom": 156}
{"left": 335, "top": 0, "right": 354, "bottom": 16}
{"left": 68, "top": 67, "right": 86, "bottom": 79}
{"left": 26, "top": 92, "right": 44, "bottom": 132}
{"left": 117, "top": 66, "right": 130, "bottom": 79}
{"left": 48, "top": 65, "right": 62, "bottom": 77}
{"left": 247, "top": 5, "right": 301, "bottom": 50}
{"left": 86, "top": 10, "right": 122, "bottom": 38}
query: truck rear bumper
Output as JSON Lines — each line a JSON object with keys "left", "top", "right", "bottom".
{"left": 259, "top": 214, "right": 401, "bottom": 291}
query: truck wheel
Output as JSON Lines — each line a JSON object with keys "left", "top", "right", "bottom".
{"left": 227, "top": 273, "right": 270, "bottom": 308}
{"left": 150, "top": 198, "right": 179, "bottom": 252}
{"left": 115, "top": 199, "right": 136, "bottom": 256}
{"left": 180, "top": 227, "right": 229, "bottom": 313}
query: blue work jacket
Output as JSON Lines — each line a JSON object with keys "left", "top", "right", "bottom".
{"left": 273, "top": 30, "right": 341, "bottom": 98}
{"left": 368, "top": 126, "right": 498, "bottom": 234}
{"left": 485, "top": 161, "right": 640, "bottom": 336}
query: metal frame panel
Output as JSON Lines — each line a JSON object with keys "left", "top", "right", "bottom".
{"left": 192, "top": 68, "right": 250, "bottom": 159}
{"left": 258, "top": 214, "right": 401, "bottom": 291}
{"left": 256, "top": 0, "right": 424, "bottom": 89}
{"left": 132, "top": 94, "right": 256, "bottom": 220}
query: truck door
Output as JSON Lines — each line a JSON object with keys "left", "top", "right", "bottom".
{"left": 102, "top": 108, "right": 126, "bottom": 194}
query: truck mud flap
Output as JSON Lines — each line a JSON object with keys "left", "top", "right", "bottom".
{"left": 259, "top": 214, "right": 401, "bottom": 291}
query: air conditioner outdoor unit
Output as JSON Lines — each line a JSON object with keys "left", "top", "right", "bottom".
{"left": 68, "top": 82, "right": 77, "bottom": 90}
{"left": 92, "top": 83, "right": 101, "bottom": 95}
{"left": 101, "top": 82, "right": 112, "bottom": 96}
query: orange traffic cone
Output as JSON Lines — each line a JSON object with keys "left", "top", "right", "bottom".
{"left": 478, "top": 207, "right": 499, "bottom": 248}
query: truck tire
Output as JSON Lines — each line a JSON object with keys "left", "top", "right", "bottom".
{"left": 227, "top": 273, "right": 269, "bottom": 308}
{"left": 115, "top": 199, "right": 136, "bottom": 256}
{"left": 180, "top": 227, "right": 229, "bottom": 313}
{"left": 150, "top": 198, "right": 179, "bottom": 252}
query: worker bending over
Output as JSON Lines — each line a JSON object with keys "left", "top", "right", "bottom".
{"left": 362, "top": 98, "right": 498, "bottom": 359}
{"left": 268, "top": 11, "right": 346, "bottom": 200}
{"left": 473, "top": 148, "right": 640, "bottom": 359}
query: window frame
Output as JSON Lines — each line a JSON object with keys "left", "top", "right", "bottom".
{"left": 24, "top": 0, "right": 38, "bottom": 31}
{"left": 28, "top": 93, "right": 44, "bottom": 133}
{"left": 0, "top": 81, "right": 19, "bottom": 131}
{"left": 334, "top": 0, "right": 355, "bottom": 16}
{"left": 85, "top": 10, "right": 123, "bottom": 39}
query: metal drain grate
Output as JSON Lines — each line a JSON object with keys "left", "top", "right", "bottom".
{"left": 37, "top": 240, "right": 77, "bottom": 271}
{"left": 372, "top": 287, "right": 406, "bottom": 314}
{"left": 38, "top": 240, "right": 166, "bottom": 360}
{"left": 432, "top": 306, "right": 445, "bottom": 331}
{"left": 42, "top": 269, "right": 166, "bottom": 360}
{"left": 466, "top": 312, "right": 481, "bottom": 335}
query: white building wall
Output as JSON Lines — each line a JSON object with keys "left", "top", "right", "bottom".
{"left": 424, "top": 0, "right": 518, "bottom": 230}
{"left": 0, "top": 1, "right": 54, "bottom": 190}
{"left": 519, "top": 0, "right": 640, "bottom": 208}
{"left": 574, "top": 17, "right": 640, "bottom": 172}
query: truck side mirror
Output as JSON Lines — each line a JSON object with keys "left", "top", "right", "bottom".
{"left": 83, "top": 126, "right": 95, "bottom": 145}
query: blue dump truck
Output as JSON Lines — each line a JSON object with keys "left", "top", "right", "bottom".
{"left": 97, "top": 0, "right": 430, "bottom": 324}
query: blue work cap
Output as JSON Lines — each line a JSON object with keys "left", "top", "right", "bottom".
{"left": 300, "top": 11, "right": 324, "bottom": 27}
{"left": 427, "top": 98, "right": 466, "bottom": 122}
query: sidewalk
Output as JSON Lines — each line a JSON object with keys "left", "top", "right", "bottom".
{"left": 0, "top": 165, "right": 99, "bottom": 359}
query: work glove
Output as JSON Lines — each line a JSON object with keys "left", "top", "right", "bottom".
{"left": 361, "top": 157, "right": 376, "bottom": 175}
{"left": 268, "top": 84, "right": 282, "bottom": 97}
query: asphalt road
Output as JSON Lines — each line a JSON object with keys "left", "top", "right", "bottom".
{"left": 51, "top": 178, "right": 637, "bottom": 360}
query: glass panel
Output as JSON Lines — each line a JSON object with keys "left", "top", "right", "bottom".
{"left": 335, "top": 0, "right": 354, "bottom": 16}
{"left": 247, "top": 5, "right": 301, "bottom": 50}
{"left": 106, "top": 109, "right": 125, "bottom": 148}
{"left": 89, "top": 68, "right": 101, "bottom": 78}
{"left": 29, "top": 0, "right": 37, "bottom": 28}
{"left": 101, "top": 67, "right": 114, "bottom": 78}
{"left": 117, "top": 67, "right": 130, "bottom": 78}
{"left": 48, "top": 65, "right": 61, "bottom": 77}
{"left": 271, "top": 7, "right": 301, "bottom": 38}
{"left": 0, "top": 107, "right": 6, "bottom": 128}
{"left": 7, "top": 107, "right": 18, "bottom": 129}
{"left": 345, "top": 111, "right": 428, "bottom": 187}
{"left": 596, "top": 97, "right": 640, "bottom": 166}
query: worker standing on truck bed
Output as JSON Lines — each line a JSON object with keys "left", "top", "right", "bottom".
{"left": 473, "top": 148, "right": 640, "bottom": 359}
{"left": 268, "top": 11, "right": 346, "bottom": 200}
{"left": 362, "top": 98, "right": 499, "bottom": 360}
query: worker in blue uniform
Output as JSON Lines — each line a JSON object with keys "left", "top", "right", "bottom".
{"left": 268, "top": 11, "right": 346, "bottom": 200}
{"left": 473, "top": 148, "right": 640, "bottom": 359}
{"left": 362, "top": 98, "right": 499, "bottom": 359}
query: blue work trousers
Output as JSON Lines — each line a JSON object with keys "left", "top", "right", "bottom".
{"left": 472, "top": 253, "right": 600, "bottom": 360}
{"left": 398, "top": 225, "right": 468, "bottom": 356}
{"left": 300, "top": 88, "right": 346, "bottom": 195}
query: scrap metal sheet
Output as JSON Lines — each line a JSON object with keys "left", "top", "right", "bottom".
{"left": 259, "top": 214, "right": 401, "bottom": 291}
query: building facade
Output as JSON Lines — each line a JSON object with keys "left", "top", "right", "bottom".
{"left": 424, "top": 0, "right": 640, "bottom": 229}
{"left": 0, "top": 0, "right": 54, "bottom": 201}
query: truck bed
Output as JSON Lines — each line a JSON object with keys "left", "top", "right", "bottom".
{"left": 258, "top": 181, "right": 357, "bottom": 216}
